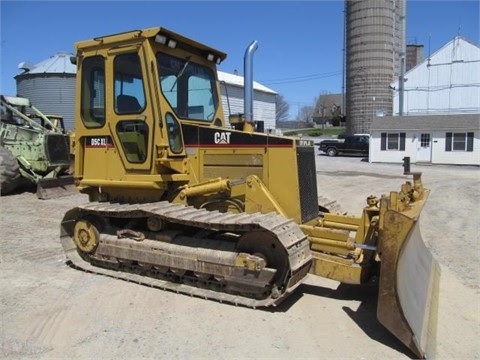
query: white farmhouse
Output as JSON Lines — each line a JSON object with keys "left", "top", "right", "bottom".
{"left": 369, "top": 114, "right": 479, "bottom": 165}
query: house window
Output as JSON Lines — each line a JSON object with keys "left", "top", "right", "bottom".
{"left": 420, "top": 133, "right": 430, "bottom": 148}
{"left": 445, "top": 132, "right": 474, "bottom": 152}
{"left": 381, "top": 132, "right": 406, "bottom": 151}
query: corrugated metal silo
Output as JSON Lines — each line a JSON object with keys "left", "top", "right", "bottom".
{"left": 15, "top": 52, "right": 76, "bottom": 130}
{"left": 345, "top": 0, "right": 405, "bottom": 134}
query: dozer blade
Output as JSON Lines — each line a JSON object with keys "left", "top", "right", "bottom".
{"left": 36, "top": 175, "right": 76, "bottom": 200}
{"left": 377, "top": 195, "right": 440, "bottom": 359}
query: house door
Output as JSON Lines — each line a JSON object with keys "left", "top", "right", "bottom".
{"left": 417, "top": 133, "right": 432, "bottom": 162}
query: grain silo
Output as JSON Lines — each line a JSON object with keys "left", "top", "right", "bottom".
{"left": 345, "top": 0, "right": 405, "bottom": 134}
{"left": 15, "top": 52, "right": 76, "bottom": 130}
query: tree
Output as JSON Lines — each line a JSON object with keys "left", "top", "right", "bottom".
{"left": 275, "top": 94, "right": 290, "bottom": 123}
{"left": 296, "top": 105, "right": 315, "bottom": 122}
{"left": 314, "top": 95, "right": 327, "bottom": 118}
{"left": 330, "top": 104, "right": 342, "bottom": 126}
{"left": 313, "top": 93, "right": 344, "bottom": 126}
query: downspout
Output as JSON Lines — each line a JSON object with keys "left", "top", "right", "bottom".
{"left": 243, "top": 40, "right": 258, "bottom": 133}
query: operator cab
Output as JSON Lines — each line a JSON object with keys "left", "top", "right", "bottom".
{"left": 76, "top": 27, "right": 227, "bottom": 168}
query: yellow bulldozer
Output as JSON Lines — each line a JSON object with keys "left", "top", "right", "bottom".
{"left": 60, "top": 27, "right": 439, "bottom": 358}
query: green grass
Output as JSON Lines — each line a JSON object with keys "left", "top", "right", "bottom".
{"left": 283, "top": 127, "right": 345, "bottom": 137}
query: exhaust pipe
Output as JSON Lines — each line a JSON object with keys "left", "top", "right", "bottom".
{"left": 244, "top": 40, "right": 258, "bottom": 126}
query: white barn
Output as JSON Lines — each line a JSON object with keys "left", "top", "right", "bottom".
{"left": 392, "top": 37, "right": 480, "bottom": 115}
{"left": 369, "top": 114, "right": 480, "bottom": 165}
{"left": 369, "top": 36, "right": 480, "bottom": 166}
{"left": 218, "top": 71, "right": 277, "bottom": 132}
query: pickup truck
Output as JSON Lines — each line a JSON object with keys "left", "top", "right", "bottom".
{"left": 317, "top": 135, "right": 369, "bottom": 157}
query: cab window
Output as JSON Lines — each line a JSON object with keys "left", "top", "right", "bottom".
{"left": 157, "top": 53, "right": 218, "bottom": 122}
{"left": 114, "top": 53, "right": 146, "bottom": 114}
{"left": 116, "top": 120, "right": 148, "bottom": 163}
{"left": 81, "top": 56, "right": 105, "bottom": 128}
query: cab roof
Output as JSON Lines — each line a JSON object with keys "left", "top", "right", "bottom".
{"left": 75, "top": 27, "right": 227, "bottom": 63}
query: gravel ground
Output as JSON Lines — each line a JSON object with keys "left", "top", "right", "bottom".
{"left": 0, "top": 151, "right": 478, "bottom": 359}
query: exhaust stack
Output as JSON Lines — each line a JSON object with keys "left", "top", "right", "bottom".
{"left": 243, "top": 40, "right": 258, "bottom": 131}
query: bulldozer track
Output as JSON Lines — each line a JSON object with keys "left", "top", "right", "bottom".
{"left": 61, "top": 201, "right": 312, "bottom": 308}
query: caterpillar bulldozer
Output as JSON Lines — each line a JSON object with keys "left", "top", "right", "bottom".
{"left": 0, "top": 95, "right": 74, "bottom": 199}
{"left": 60, "top": 27, "right": 440, "bottom": 358}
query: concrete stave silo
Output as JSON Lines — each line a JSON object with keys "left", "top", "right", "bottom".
{"left": 345, "top": 0, "right": 405, "bottom": 134}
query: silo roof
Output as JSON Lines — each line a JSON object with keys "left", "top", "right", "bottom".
{"left": 16, "top": 52, "right": 76, "bottom": 76}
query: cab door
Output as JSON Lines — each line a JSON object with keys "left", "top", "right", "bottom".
{"left": 109, "top": 50, "right": 154, "bottom": 171}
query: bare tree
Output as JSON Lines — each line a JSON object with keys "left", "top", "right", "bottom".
{"left": 275, "top": 94, "right": 290, "bottom": 123}
{"left": 296, "top": 105, "right": 315, "bottom": 122}
{"left": 314, "top": 93, "right": 343, "bottom": 126}
{"left": 314, "top": 96, "right": 327, "bottom": 118}
{"left": 330, "top": 104, "right": 342, "bottom": 126}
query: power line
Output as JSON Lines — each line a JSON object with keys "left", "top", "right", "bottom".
{"left": 261, "top": 71, "right": 342, "bottom": 85}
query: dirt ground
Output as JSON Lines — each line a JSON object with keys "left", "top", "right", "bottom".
{"left": 0, "top": 153, "right": 478, "bottom": 359}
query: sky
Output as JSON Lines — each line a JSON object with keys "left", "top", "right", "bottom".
{"left": 1, "top": 0, "right": 479, "bottom": 119}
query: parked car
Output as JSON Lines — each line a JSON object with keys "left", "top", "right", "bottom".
{"left": 318, "top": 135, "right": 369, "bottom": 157}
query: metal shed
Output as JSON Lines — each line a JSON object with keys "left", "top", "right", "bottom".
{"left": 218, "top": 71, "right": 277, "bottom": 132}
{"left": 15, "top": 52, "right": 76, "bottom": 131}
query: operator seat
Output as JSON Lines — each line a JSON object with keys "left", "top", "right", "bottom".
{"left": 116, "top": 94, "right": 141, "bottom": 113}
